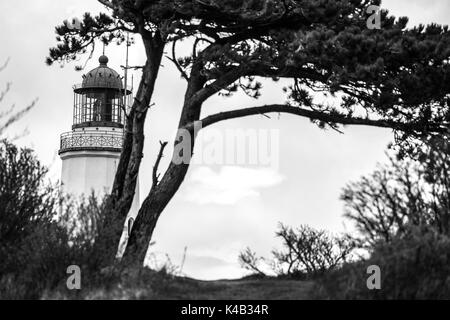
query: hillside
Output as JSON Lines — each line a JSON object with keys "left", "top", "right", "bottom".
{"left": 46, "top": 271, "right": 316, "bottom": 300}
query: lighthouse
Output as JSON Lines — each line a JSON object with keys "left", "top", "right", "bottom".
{"left": 59, "top": 55, "right": 140, "bottom": 215}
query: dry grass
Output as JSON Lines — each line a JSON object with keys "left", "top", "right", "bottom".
{"left": 44, "top": 268, "right": 315, "bottom": 300}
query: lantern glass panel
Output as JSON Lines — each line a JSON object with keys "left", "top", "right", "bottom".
{"left": 73, "top": 88, "right": 130, "bottom": 126}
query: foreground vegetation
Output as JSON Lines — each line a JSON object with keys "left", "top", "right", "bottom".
{"left": 44, "top": 269, "right": 314, "bottom": 300}
{"left": 1, "top": 134, "right": 450, "bottom": 299}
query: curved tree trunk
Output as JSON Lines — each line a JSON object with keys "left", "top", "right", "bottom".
{"left": 122, "top": 115, "right": 201, "bottom": 263}
{"left": 122, "top": 162, "right": 191, "bottom": 263}
{"left": 122, "top": 65, "right": 207, "bottom": 264}
{"left": 95, "top": 32, "right": 166, "bottom": 266}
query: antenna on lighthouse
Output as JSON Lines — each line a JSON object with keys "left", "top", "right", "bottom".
{"left": 123, "top": 32, "right": 131, "bottom": 111}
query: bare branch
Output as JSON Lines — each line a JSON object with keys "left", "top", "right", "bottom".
{"left": 0, "top": 58, "right": 10, "bottom": 73}
{"left": 0, "top": 99, "right": 37, "bottom": 136}
{"left": 238, "top": 247, "right": 267, "bottom": 277}
{"left": 167, "top": 40, "right": 189, "bottom": 81}
{"left": 0, "top": 103, "right": 14, "bottom": 119}
{"left": 152, "top": 141, "right": 169, "bottom": 188}
{"left": 0, "top": 82, "right": 11, "bottom": 104}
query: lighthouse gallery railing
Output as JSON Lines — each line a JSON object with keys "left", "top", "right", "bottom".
{"left": 59, "top": 130, "right": 124, "bottom": 154}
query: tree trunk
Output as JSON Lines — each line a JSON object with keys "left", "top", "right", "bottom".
{"left": 122, "top": 162, "right": 191, "bottom": 263}
{"left": 111, "top": 35, "right": 166, "bottom": 218}
{"left": 122, "top": 65, "right": 207, "bottom": 264}
{"left": 95, "top": 33, "right": 166, "bottom": 266}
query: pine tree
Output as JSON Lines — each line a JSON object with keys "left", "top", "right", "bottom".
{"left": 48, "top": 0, "right": 450, "bottom": 265}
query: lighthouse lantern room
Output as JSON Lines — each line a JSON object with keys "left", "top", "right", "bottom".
{"left": 59, "top": 55, "right": 139, "bottom": 209}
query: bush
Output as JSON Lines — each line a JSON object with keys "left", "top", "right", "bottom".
{"left": 0, "top": 141, "right": 56, "bottom": 254}
{"left": 239, "top": 224, "right": 354, "bottom": 279}
{"left": 0, "top": 140, "right": 114, "bottom": 299}
{"left": 342, "top": 137, "right": 450, "bottom": 248}
{"left": 315, "top": 226, "right": 450, "bottom": 299}
{"left": 0, "top": 222, "right": 72, "bottom": 299}
{"left": 324, "top": 138, "right": 450, "bottom": 299}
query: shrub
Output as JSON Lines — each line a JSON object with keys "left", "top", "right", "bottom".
{"left": 326, "top": 137, "right": 450, "bottom": 299}
{"left": 0, "top": 140, "right": 114, "bottom": 299}
{"left": 239, "top": 224, "right": 354, "bottom": 279}
{"left": 342, "top": 137, "right": 450, "bottom": 248}
{"left": 315, "top": 226, "right": 450, "bottom": 299}
{"left": 0, "top": 141, "right": 56, "bottom": 256}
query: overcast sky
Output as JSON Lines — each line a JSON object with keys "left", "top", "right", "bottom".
{"left": 1, "top": 0, "right": 449, "bottom": 280}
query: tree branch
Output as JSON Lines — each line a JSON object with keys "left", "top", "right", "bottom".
{"left": 0, "top": 99, "right": 37, "bottom": 136}
{"left": 97, "top": 0, "right": 114, "bottom": 10}
{"left": 0, "top": 58, "right": 10, "bottom": 73}
{"left": 191, "top": 67, "right": 245, "bottom": 105}
{"left": 187, "top": 104, "right": 448, "bottom": 134}
{"left": 152, "top": 141, "right": 169, "bottom": 188}
{"left": 167, "top": 40, "right": 189, "bottom": 81}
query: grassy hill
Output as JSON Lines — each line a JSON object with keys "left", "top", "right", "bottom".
{"left": 46, "top": 269, "right": 316, "bottom": 300}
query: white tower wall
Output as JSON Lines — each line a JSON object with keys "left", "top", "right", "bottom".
{"left": 61, "top": 150, "right": 120, "bottom": 197}
{"left": 61, "top": 150, "right": 140, "bottom": 220}
{"left": 60, "top": 126, "right": 140, "bottom": 217}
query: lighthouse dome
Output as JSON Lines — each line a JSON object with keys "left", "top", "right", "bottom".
{"left": 81, "top": 55, "right": 123, "bottom": 91}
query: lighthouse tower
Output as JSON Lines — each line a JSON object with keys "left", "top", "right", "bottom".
{"left": 59, "top": 55, "right": 139, "bottom": 215}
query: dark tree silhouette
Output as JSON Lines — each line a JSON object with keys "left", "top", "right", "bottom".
{"left": 239, "top": 224, "right": 353, "bottom": 277}
{"left": 238, "top": 247, "right": 267, "bottom": 277}
{"left": 273, "top": 224, "right": 353, "bottom": 276}
{"left": 48, "top": 0, "right": 450, "bottom": 265}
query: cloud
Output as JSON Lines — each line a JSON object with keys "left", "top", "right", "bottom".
{"left": 183, "top": 166, "right": 284, "bottom": 205}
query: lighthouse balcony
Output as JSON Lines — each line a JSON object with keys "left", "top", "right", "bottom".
{"left": 59, "top": 130, "right": 124, "bottom": 154}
